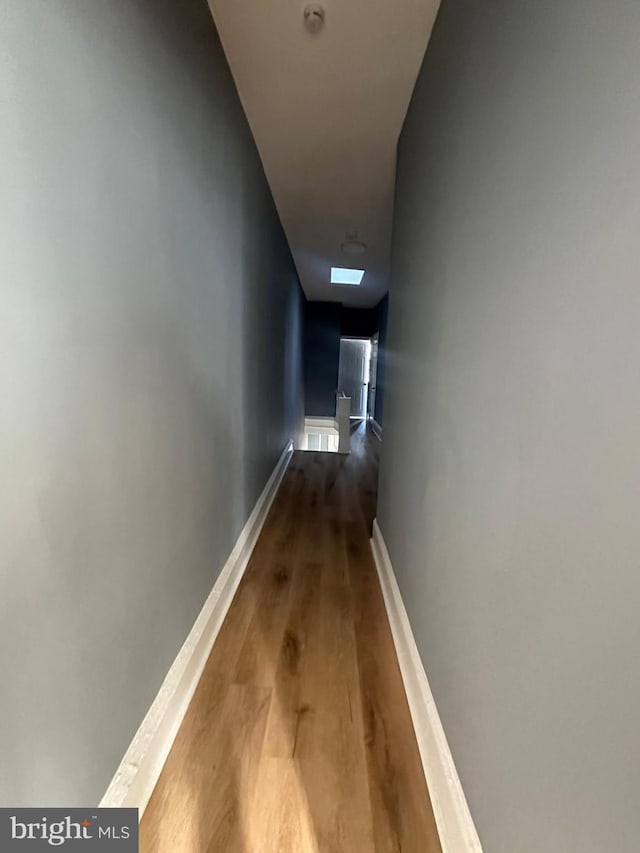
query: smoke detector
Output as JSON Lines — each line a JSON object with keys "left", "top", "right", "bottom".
{"left": 341, "top": 239, "right": 367, "bottom": 257}
{"left": 304, "top": 4, "right": 325, "bottom": 34}
{"left": 341, "top": 231, "right": 367, "bottom": 256}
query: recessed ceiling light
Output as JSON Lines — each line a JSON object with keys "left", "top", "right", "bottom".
{"left": 331, "top": 267, "right": 365, "bottom": 286}
{"left": 340, "top": 239, "right": 367, "bottom": 257}
{"left": 303, "top": 3, "right": 325, "bottom": 34}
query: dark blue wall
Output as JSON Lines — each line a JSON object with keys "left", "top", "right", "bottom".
{"left": 284, "top": 281, "right": 306, "bottom": 444}
{"left": 340, "top": 306, "right": 377, "bottom": 338}
{"left": 303, "top": 301, "right": 341, "bottom": 416}
{"left": 303, "top": 298, "right": 389, "bottom": 423}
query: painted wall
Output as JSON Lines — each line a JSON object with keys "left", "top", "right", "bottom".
{"left": 284, "top": 281, "right": 307, "bottom": 448}
{"left": 378, "top": 0, "right": 640, "bottom": 850}
{"left": 0, "top": 0, "right": 303, "bottom": 806}
{"left": 373, "top": 294, "right": 388, "bottom": 428}
{"left": 303, "top": 301, "right": 341, "bottom": 416}
{"left": 340, "top": 306, "right": 377, "bottom": 339}
{"left": 304, "top": 300, "right": 388, "bottom": 423}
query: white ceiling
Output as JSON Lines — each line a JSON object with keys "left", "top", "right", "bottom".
{"left": 208, "top": 0, "right": 440, "bottom": 308}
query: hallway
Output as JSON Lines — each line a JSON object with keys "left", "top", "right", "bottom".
{"left": 140, "top": 424, "right": 441, "bottom": 852}
{"left": 5, "top": 0, "right": 640, "bottom": 848}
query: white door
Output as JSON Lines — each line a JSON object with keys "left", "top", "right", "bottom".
{"left": 338, "top": 338, "right": 370, "bottom": 418}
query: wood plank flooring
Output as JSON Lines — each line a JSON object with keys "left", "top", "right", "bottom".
{"left": 140, "top": 423, "right": 441, "bottom": 853}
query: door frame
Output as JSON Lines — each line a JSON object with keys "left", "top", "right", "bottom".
{"left": 368, "top": 332, "right": 379, "bottom": 422}
{"left": 338, "top": 336, "right": 372, "bottom": 419}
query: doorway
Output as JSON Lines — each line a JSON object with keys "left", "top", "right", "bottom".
{"left": 338, "top": 337, "right": 371, "bottom": 419}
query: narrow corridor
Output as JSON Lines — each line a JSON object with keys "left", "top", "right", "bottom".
{"left": 140, "top": 423, "right": 441, "bottom": 852}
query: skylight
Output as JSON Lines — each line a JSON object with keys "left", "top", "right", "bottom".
{"left": 331, "top": 267, "right": 365, "bottom": 286}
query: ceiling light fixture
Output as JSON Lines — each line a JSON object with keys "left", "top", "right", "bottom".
{"left": 340, "top": 239, "right": 367, "bottom": 257}
{"left": 303, "top": 3, "right": 325, "bottom": 34}
{"left": 331, "top": 267, "right": 365, "bottom": 286}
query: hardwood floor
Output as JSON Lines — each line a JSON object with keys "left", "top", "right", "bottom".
{"left": 140, "top": 423, "right": 441, "bottom": 853}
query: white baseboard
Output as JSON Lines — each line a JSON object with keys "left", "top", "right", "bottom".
{"left": 370, "top": 418, "right": 383, "bottom": 440}
{"left": 370, "top": 519, "right": 482, "bottom": 853}
{"left": 100, "top": 440, "right": 294, "bottom": 817}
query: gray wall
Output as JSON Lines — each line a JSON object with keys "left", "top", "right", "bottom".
{"left": 378, "top": 0, "right": 640, "bottom": 850}
{"left": 373, "top": 294, "right": 388, "bottom": 427}
{"left": 0, "top": 0, "right": 303, "bottom": 806}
